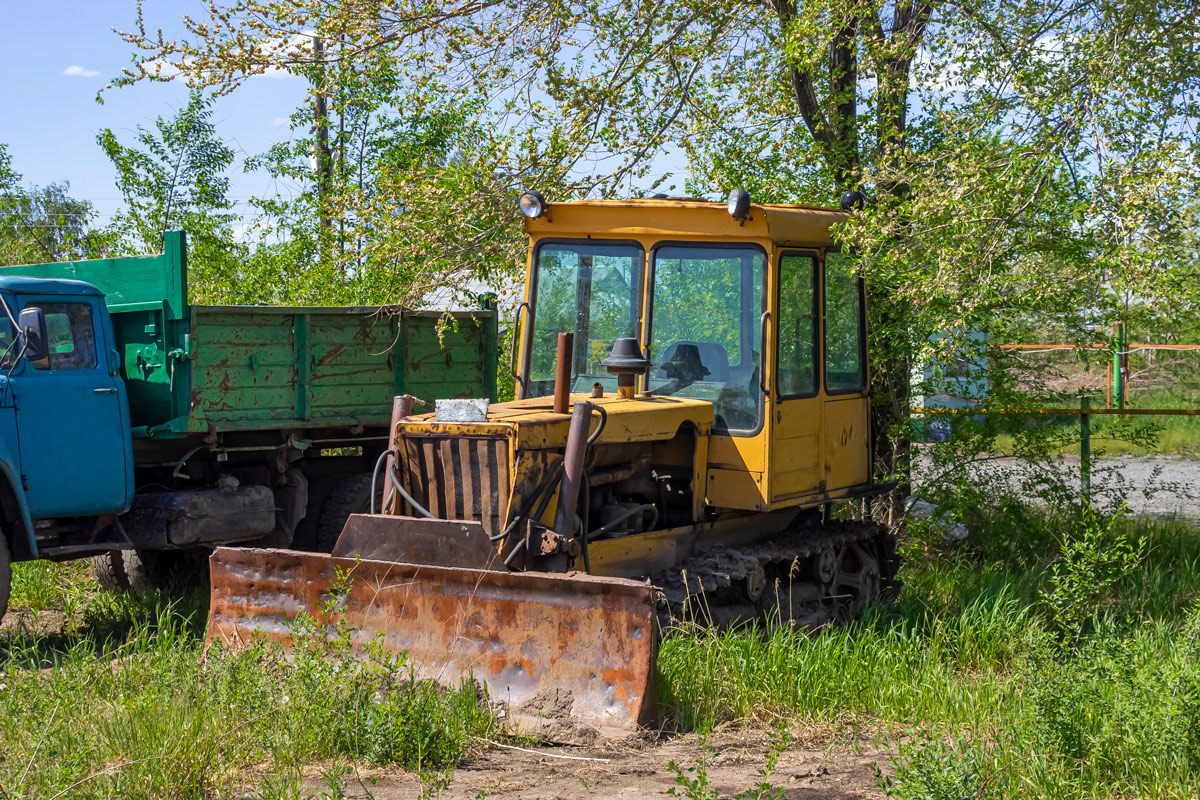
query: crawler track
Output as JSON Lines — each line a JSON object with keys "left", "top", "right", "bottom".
{"left": 650, "top": 519, "right": 900, "bottom": 631}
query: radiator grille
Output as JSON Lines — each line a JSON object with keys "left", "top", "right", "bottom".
{"left": 399, "top": 435, "right": 510, "bottom": 538}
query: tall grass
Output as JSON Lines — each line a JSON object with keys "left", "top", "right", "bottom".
{"left": 0, "top": 576, "right": 497, "bottom": 799}
{"left": 658, "top": 508, "right": 1200, "bottom": 799}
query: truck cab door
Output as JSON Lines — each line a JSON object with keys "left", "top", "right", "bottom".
{"left": 768, "top": 251, "right": 823, "bottom": 502}
{"left": 10, "top": 297, "right": 133, "bottom": 518}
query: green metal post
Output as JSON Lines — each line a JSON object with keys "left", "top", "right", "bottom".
{"left": 1080, "top": 396, "right": 1091, "bottom": 506}
{"left": 1112, "top": 320, "right": 1126, "bottom": 411}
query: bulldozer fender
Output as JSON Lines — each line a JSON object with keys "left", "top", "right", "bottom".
{"left": 207, "top": 545, "right": 657, "bottom": 737}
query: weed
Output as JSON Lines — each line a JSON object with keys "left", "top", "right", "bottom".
{"left": 875, "top": 736, "right": 1001, "bottom": 800}
{"left": 1040, "top": 504, "right": 1145, "bottom": 638}
{"left": 667, "top": 727, "right": 718, "bottom": 800}
{"left": 734, "top": 721, "right": 790, "bottom": 800}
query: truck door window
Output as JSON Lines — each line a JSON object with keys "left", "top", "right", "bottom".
{"left": 0, "top": 310, "right": 13, "bottom": 367}
{"left": 778, "top": 253, "right": 818, "bottom": 397}
{"left": 824, "top": 251, "right": 866, "bottom": 393}
{"left": 648, "top": 245, "right": 764, "bottom": 433}
{"left": 527, "top": 242, "right": 643, "bottom": 397}
{"left": 28, "top": 302, "right": 97, "bottom": 371}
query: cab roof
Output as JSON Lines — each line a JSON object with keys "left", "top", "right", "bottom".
{"left": 0, "top": 275, "right": 105, "bottom": 297}
{"left": 522, "top": 198, "right": 849, "bottom": 247}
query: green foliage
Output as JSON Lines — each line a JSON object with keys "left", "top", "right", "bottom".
{"left": 239, "top": 59, "right": 523, "bottom": 307}
{"left": 876, "top": 737, "right": 1001, "bottom": 800}
{"left": 735, "top": 722, "right": 791, "bottom": 800}
{"left": 667, "top": 727, "right": 719, "bottom": 800}
{"left": 0, "top": 143, "right": 99, "bottom": 266}
{"left": 97, "top": 91, "right": 244, "bottom": 297}
{"left": 659, "top": 496, "right": 1200, "bottom": 798}
{"left": 0, "top": 565, "right": 497, "bottom": 799}
{"left": 1040, "top": 506, "right": 1146, "bottom": 637}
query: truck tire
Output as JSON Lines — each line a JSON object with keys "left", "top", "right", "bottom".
{"left": 91, "top": 549, "right": 197, "bottom": 594}
{"left": 290, "top": 475, "right": 340, "bottom": 552}
{"left": 315, "top": 473, "right": 383, "bottom": 553}
{"left": 0, "top": 535, "right": 10, "bottom": 622}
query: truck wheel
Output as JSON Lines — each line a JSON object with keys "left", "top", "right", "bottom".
{"left": 315, "top": 473, "right": 383, "bottom": 553}
{"left": 91, "top": 549, "right": 196, "bottom": 594}
{"left": 290, "top": 475, "right": 339, "bottom": 552}
{"left": 0, "top": 535, "right": 10, "bottom": 622}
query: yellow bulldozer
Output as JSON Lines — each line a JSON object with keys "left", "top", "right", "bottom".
{"left": 207, "top": 191, "right": 897, "bottom": 736}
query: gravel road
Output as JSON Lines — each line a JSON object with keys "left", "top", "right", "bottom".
{"left": 913, "top": 454, "right": 1200, "bottom": 519}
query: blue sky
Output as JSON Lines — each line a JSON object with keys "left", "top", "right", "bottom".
{"left": 0, "top": 1, "right": 309, "bottom": 224}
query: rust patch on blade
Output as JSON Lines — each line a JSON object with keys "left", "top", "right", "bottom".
{"left": 207, "top": 549, "right": 657, "bottom": 736}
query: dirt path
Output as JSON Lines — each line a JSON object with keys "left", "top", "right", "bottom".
{"left": 323, "top": 731, "right": 890, "bottom": 800}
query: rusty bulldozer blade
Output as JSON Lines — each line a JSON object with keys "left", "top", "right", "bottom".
{"left": 207, "top": 530, "right": 657, "bottom": 737}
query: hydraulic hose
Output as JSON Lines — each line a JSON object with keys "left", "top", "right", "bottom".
{"left": 503, "top": 468, "right": 564, "bottom": 568}
{"left": 586, "top": 404, "right": 608, "bottom": 445}
{"left": 371, "top": 448, "right": 436, "bottom": 519}
{"left": 490, "top": 460, "right": 564, "bottom": 543}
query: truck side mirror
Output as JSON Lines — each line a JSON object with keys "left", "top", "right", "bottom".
{"left": 18, "top": 307, "right": 48, "bottom": 362}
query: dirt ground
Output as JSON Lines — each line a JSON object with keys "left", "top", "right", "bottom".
{"left": 321, "top": 730, "right": 891, "bottom": 800}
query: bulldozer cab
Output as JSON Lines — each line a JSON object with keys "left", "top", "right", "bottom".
{"left": 514, "top": 198, "right": 872, "bottom": 512}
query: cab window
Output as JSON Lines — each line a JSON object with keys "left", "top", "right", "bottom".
{"left": 778, "top": 253, "right": 818, "bottom": 397}
{"left": 27, "top": 302, "right": 97, "bottom": 371}
{"left": 526, "top": 242, "right": 644, "bottom": 397}
{"left": 648, "top": 244, "right": 764, "bottom": 433}
{"left": 824, "top": 251, "right": 866, "bottom": 392}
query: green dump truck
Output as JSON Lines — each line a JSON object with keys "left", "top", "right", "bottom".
{"left": 0, "top": 232, "right": 497, "bottom": 595}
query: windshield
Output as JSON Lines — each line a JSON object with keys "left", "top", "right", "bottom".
{"left": 648, "top": 245, "right": 764, "bottom": 433}
{"left": 526, "top": 242, "right": 644, "bottom": 397}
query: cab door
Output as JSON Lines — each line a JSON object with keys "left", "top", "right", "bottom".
{"left": 10, "top": 296, "right": 133, "bottom": 518}
{"left": 821, "top": 251, "right": 871, "bottom": 491}
{"left": 768, "top": 251, "right": 823, "bottom": 501}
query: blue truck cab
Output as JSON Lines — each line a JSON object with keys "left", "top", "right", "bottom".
{"left": 0, "top": 277, "right": 135, "bottom": 616}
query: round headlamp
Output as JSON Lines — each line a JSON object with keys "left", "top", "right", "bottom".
{"left": 519, "top": 190, "right": 548, "bottom": 219}
{"left": 727, "top": 188, "right": 751, "bottom": 222}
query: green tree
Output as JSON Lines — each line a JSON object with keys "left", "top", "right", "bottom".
{"left": 242, "top": 52, "right": 521, "bottom": 306}
{"left": 0, "top": 145, "right": 98, "bottom": 265}
{"left": 112, "top": 1, "right": 1200, "bottom": 508}
{"left": 98, "top": 91, "right": 244, "bottom": 299}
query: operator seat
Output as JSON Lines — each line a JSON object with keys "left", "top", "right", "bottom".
{"left": 655, "top": 341, "right": 730, "bottom": 383}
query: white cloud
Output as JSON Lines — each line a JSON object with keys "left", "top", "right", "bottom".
{"left": 62, "top": 65, "right": 100, "bottom": 78}
{"left": 274, "top": 116, "right": 291, "bottom": 127}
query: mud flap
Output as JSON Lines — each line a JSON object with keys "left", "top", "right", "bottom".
{"left": 207, "top": 546, "right": 657, "bottom": 737}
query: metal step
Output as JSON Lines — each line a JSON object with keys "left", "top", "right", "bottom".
{"left": 37, "top": 543, "right": 133, "bottom": 561}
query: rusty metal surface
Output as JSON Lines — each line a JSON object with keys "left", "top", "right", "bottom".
{"left": 207, "top": 547, "right": 657, "bottom": 736}
{"left": 400, "top": 435, "right": 510, "bottom": 537}
{"left": 332, "top": 514, "right": 496, "bottom": 569}
{"left": 552, "top": 400, "right": 593, "bottom": 537}
{"left": 553, "top": 332, "right": 572, "bottom": 414}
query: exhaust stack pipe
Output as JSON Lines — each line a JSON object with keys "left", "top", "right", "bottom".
{"left": 553, "top": 331, "right": 573, "bottom": 414}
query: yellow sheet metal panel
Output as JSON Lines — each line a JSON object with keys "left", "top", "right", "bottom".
{"left": 524, "top": 200, "right": 845, "bottom": 248}
{"left": 770, "top": 435, "right": 823, "bottom": 499}
{"left": 706, "top": 466, "right": 768, "bottom": 511}
{"left": 707, "top": 429, "right": 768, "bottom": 472}
{"left": 398, "top": 396, "right": 712, "bottom": 445}
{"left": 823, "top": 396, "right": 871, "bottom": 490}
{"left": 769, "top": 398, "right": 823, "bottom": 501}
{"left": 587, "top": 509, "right": 797, "bottom": 578}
